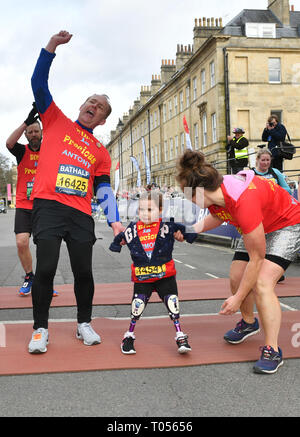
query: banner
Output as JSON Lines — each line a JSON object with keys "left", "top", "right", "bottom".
{"left": 114, "top": 162, "right": 120, "bottom": 195}
{"left": 183, "top": 115, "right": 193, "bottom": 150}
{"left": 141, "top": 136, "right": 151, "bottom": 184}
{"left": 130, "top": 156, "right": 141, "bottom": 187}
{"left": 7, "top": 184, "right": 11, "bottom": 201}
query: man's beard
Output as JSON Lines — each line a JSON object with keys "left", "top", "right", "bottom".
{"left": 28, "top": 139, "right": 41, "bottom": 150}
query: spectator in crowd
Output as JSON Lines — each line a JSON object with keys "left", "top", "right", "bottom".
{"left": 226, "top": 128, "right": 249, "bottom": 174}
{"left": 262, "top": 115, "right": 287, "bottom": 171}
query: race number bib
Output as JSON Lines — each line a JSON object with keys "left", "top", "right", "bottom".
{"left": 55, "top": 164, "right": 90, "bottom": 197}
{"left": 135, "top": 264, "right": 166, "bottom": 281}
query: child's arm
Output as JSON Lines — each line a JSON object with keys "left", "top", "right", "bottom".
{"left": 109, "top": 231, "right": 126, "bottom": 253}
{"left": 173, "top": 223, "right": 198, "bottom": 244}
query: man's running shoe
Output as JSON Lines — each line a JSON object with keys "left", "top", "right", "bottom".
{"left": 18, "top": 273, "right": 34, "bottom": 296}
{"left": 28, "top": 328, "right": 49, "bottom": 354}
{"left": 253, "top": 346, "right": 284, "bottom": 374}
{"left": 76, "top": 322, "right": 101, "bottom": 346}
{"left": 121, "top": 332, "right": 136, "bottom": 354}
{"left": 176, "top": 332, "right": 192, "bottom": 354}
{"left": 53, "top": 290, "right": 59, "bottom": 297}
{"left": 224, "top": 318, "right": 260, "bottom": 344}
{"left": 277, "top": 275, "right": 285, "bottom": 283}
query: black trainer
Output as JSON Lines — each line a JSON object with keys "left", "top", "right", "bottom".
{"left": 121, "top": 332, "right": 136, "bottom": 354}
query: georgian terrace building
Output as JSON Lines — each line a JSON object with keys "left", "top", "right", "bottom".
{"left": 107, "top": 0, "right": 300, "bottom": 191}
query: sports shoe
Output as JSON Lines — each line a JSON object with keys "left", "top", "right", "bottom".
{"left": 224, "top": 318, "right": 260, "bottom": 344}
{"left": 176, "top": 332, "right": 192, "bottom": 354}
{"left": 18, "top": 273, "right": 34, "bottom": 296}
{"left": 121, "top": 332, "right": 136, "bottom": 354}
{"left": 277, "top": 275, "right": 285, "bottom": 283}
{"left": 28, "top": 328, "right": 49, "bottom": 354}
{"left": 53, "top": 290, "right": 59, "bottom": 297}
{"left": 253, "top": 346, "right": 284, "bottom": 374}
{"left": 76, "top": 322, "right": 101, "bottom": 346}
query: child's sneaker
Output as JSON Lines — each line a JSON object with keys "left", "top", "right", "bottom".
{"left": 253, "top": 346, "right": 284, "bottom": 374}
{"left": 76, "top": 322, "right": 101, "bottom": 345}
{"left": 121, "top": 332, "right": 136, "bottom": 354}
{"left": 28, "top": 328, "right": 49, "bottom": 353}
{"left": 176, "top": 332, "right": 192, "bottom": 354}
{"left": 224, "top": 318, "right": 260, "bottom": 344}
{"left": 18, "top": 273, "right": 34, "bottom": 296}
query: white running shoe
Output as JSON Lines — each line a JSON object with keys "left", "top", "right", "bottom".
{"left": 28, "top": 328, "right": 49, "bottom": 354}
{"left": 175, "top": 331, "right": 192, "bottom": 354}
{"left": 76, "top": 322, "right": 101, "bottom": 346}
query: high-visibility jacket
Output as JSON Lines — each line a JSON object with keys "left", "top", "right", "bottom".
{"left": 234, "top": 136, "right": 248, "bottom": 160}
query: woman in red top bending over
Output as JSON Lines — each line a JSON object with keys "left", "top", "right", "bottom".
{"left": 177, "top": 150, "right": 300, "bottom": 374}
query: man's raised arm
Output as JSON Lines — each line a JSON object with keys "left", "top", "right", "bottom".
{"left": 31, "top": 31, "right": 73, "bottom": 114}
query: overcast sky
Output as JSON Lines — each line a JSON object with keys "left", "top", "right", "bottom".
{"left": 1, "top": 0, "right": 300, "bottom": 164}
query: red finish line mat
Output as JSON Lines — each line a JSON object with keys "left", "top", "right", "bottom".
{"left": 0, "top": 312, "right": 299, "bottom": 376}
{"left": 0, "top": 277, "right": 300, "bottom": 310}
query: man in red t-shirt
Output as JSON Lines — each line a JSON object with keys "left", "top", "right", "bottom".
{"left": 6, "top": 105, "right": 44, "bottom": 296}
{"left": 27, "top": 31, "right": 123, "bottom": 354}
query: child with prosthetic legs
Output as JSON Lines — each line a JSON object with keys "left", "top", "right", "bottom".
{"left": 109, "top": 191, "right": 197, "bottom": 354}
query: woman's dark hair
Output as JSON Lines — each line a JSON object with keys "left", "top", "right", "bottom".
{"left": 176, "top": 150, "right": 223, "bottom": 194}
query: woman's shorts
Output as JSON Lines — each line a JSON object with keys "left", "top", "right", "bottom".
{"left": 233, "top": 223, "right": 300, "bottom": 270}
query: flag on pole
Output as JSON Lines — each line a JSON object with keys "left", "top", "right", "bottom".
{"left": 183, "top": 115, "right": 193, "bottom": 150}
{"left": 130, "top": 156, "right": 141, "bottom": 187}
{"left": 114, "top": 162, "right": 120, "bottom": 195}
{"left": 141, "top": 136, "right": 151, "bottom": 184}
{"left": 7, "top": 184, "right": 12, "bottom": 201}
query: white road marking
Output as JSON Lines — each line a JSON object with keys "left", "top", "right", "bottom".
{"left": 279, "top": 302, "right": 298, "bottom": 311}
{"left": 205, "top": 273, "right": 219, "bottom": 279}
{"left": 184, "top": 264, "right": 197, "bottom": 269}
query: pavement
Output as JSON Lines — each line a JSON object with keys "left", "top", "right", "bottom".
{"left": 0, "top": 209, "right": 300, "bottom": 420}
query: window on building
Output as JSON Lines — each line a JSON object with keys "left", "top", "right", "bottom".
{"left": 201, "top": 69, "right": 206, "bottom": 94}
{"left": 164, "top": 140, "right": 168, "bottom": 161}
{"left": 194, "top": 123, "right": 199, "bottom": 149}
{"left": 245, "top": 22, "right": 276, "bottom": 38}
{"left": 180, "top": 132, "right": 185, "bottom": 153}
{"left": 211, "top": 113, "right": 217, "bottom": 143}
{"left": 163, "top": 104, "right": 167, "bottom": 122}
{"left": 154, "top": 111, "right": 157, "bottom": 128}
{"left": 174, "top": 95, "right": 178, "bottom": 115}
{"left": 179, "top": 91, "right": 184, "bottom": 112}
{"left": 175, "top": 135, "right": 179, "bottom": 156}
{"left": 155, "top": 144, "right": 158, "bottom": 164}
{"left": 150, "top": 113, "right": 153, "bottom": 131}
{"left": 169, "top": 138, "right": 174, "bottom": 159}
{"left": 269, "top": 58, "right": 281, "bottom": 83}
{"left": 210, "top": 61, "right": 215, "bottom": 87}
{"left": 169, "top": 100, "right": 172, "bottom": 119}
{"left": 202, "top": 113, "right": 207, "bottom": 147}
{"left": 270, "top": 110, "right": 282, "bottom": 123}
{"left": 193, "top": 77, "right": 197, "bottom": 100}
{"left": 186, "top": 86, "right": 190, "bottom": 108}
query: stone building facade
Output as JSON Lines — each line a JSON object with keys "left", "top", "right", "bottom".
{"left": 107, "top": 0, "right": 300, "bottom": 191}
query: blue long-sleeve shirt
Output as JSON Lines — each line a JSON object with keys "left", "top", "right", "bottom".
{"left": 31, "top": 48, "right": 119, "bottom": 222}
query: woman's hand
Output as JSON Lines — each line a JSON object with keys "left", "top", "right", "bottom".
{"left": 219, "top": 295, "right": 242, "bottom": 316}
